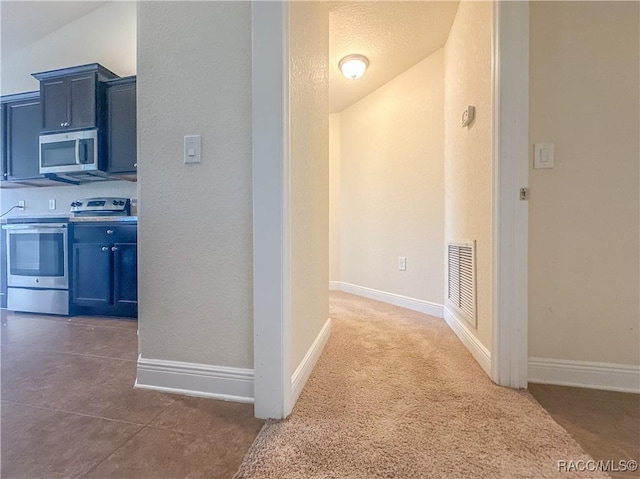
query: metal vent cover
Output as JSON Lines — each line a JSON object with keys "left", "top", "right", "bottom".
{"left": 447, "top": 240, "right": 477, "bottom": 327}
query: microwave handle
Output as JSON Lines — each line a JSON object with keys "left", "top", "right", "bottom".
{"left": 75, "top": 139, "right": 81, "bottom": 164}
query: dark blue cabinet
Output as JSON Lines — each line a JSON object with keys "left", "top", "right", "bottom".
{"left": 72, "top": 223, "right": 137, "bottom": 318}
{"left": 73, "top": 243, "right": 112, "bottom": 308}
{"left": 106, "top": 76, "right": 137, "bottom": 174}
{"left": 1, "top": 91, "right": 44, "bottom": 181}
{"left": 33, "top": 63, "right": 118, "bottom": 133}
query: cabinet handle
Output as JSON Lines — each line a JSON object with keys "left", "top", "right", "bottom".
{"left": 106, "top": 229, "right": 114, "bottom": 235}
{"left": 102, "top": 246, "right": 109, "bottom": 252}
{"left": 60, "top": 122, "right": 65, "bottom": 127}
{"left": 133, "top": 163, "right": 137, "bottom": 168}
{"left": 111, "top": 246, "right": 118, "bottom": 252}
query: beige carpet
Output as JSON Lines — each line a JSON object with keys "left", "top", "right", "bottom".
{"left": 234, "top": 292, "right": 607, "bottom": 479}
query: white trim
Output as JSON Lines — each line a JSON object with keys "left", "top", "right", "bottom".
{"left": 491, "top": 1, "right": 530, "bottom": 389}
{"left": 251, "top": 2, "right": 291, "bottom": 419}
{"left": 334, "top": 281, "right": 444, "bottom": 318}
{"left": 328, "top": 281, "right": 341, "bottom": 291}
{"left": 529, "top": 357, "right": 640, "bottom": 394}
{"left": 291, "top": 318, "right": 332, "bottom": 404}
{"left": 444, "top": 306, "right": 491, "bottom": 376}
{"left": 135, "top": 357, "right": 254, "bottom": 403}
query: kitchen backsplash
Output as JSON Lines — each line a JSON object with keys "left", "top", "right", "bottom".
{"left": 1, "top": 181, "right": 138, "bottom": 217}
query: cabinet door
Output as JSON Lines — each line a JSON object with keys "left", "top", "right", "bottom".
{"left": 107, "top": 82, "right": 137, "bottom": 173}
{"left": 69, "top": 74, "right": 96, "bottom": 129}
{"left": 72, "top": 243, "right": 112, "bottom": 308}
{"left": 113, "top": 243, "right": 137, "bottom": 309}
{"left": 1, "top": 103, "right": 6, "bottom": 181}
{"left": 41, "top": 79, "right": 68, "bottom": 131}
{"left": 6, "top": 99, "right": 43, "bottom": 180}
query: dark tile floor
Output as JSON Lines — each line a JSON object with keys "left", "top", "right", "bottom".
{"left": 1, "top": 310, "right": 264, "bottom": 479}
{"left": 3, "top": 309, "right": 638, "bottom": 478}
{"left": 529, "top": 383, "right": 640, "bottom": 479}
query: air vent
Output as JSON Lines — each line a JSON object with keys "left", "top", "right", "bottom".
{"left": 447, "top": 240, "right": 477, "bottom": 327}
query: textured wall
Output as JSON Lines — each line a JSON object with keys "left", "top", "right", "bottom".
{"left": 337, "top": 50, "right": 445, "bottom": 304}
{"left": 0, "top": 1, "right": 136, "bottom": 95}
{"left": 137, "top": 1, "right": 253, "bottom": 368}
{"left": 529, "top": 1, "right": 640, "bottom": 365}
{"left": 444, "top": 1, "right": 493, "bottom": 349}
{"left": 289, "top": 2, "right": 330, "bottom": 372}
{"left": 329, "top": 114, "right": 341, "bottom": 282}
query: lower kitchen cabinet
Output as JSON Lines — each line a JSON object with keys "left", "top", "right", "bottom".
{"left": 72, "top": 223, "right": 137, "bottom": 318}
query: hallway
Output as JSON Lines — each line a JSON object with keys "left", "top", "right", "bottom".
{"left": 236, "top": 292, "right": 612, "bottom": 478}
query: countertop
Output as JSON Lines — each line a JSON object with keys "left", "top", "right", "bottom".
{"left": 2, "top": 215, "right": 137, "bottom": 224}
{"left": 69, "top": 216, "right": 137, "bottom": 223}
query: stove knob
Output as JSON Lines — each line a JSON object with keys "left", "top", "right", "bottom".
{"left": 112, "top": 200, "right": 118, "bottom": 205}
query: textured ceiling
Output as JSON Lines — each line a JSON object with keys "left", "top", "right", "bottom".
{"left": 0, "top": 1, "right": 108, "bottom": 57}
{"left": 329, "top": 1, "right": 459, "bottom": 113}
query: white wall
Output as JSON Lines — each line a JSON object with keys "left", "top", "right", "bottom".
{"left": 336, "top": 50, "right": 445, "bottom": 305}
{"left": 329, "top": 114, "right": 341, "bottom": 283}
{"left": 1, "top": 181, "right": 137, "bottom": 217}
{"left": 529, "top": 1, "right": 640, "bottom": 366}
{"left": 443, "top": 1, "right": 493, "bottom": 349}
{"left": 0, "top": 2, "right": 136, "bottom": 95}
{"left": 0, "top": 1, "right": 137, "bottom": 217}
{"left": 137, "top": 2, "right": 253, "bottom": 368}
{"left": 289, "top": 2, "right": 330, "bottom": 372}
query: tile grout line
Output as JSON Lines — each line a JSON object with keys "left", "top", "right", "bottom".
{"left": 78, "top": 424, "right": 147, "bottom": 479}
{"left": 2, "top": 315, "right": 138, "bottom": 332}
{"left": 0, "top": 399, "right": 149, "bottom": 427}
{"left": 78, "top": 396, "right": 179, "bottom": 478}
{"left": 2, "top": 344, "right": 137, "bottom": 362}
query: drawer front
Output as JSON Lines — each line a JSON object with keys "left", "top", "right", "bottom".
{"left": 73, "top": 224, "right": 137, "bottom": 243}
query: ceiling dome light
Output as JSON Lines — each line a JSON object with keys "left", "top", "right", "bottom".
{"left": 339, "top": 54, "right": 369, "bottom": 80}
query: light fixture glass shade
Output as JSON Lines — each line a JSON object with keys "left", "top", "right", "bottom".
{"left": 339, "top": 54, "right": 369, "bottom": 80}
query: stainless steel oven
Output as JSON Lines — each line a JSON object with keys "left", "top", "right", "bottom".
{"left": 3, "top": 220, "right": 69, "bottom": 315}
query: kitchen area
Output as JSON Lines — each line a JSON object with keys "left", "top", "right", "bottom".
{"left": 1, "top": 62, "right": 138, "bottom": 320}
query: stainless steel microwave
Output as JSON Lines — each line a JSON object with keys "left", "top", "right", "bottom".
{"left": 39, "top": 129, "right": 100, "bottom": 175}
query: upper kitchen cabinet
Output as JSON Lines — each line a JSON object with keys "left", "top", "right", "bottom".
{"left": 32, "top": 63, "right": 119, "bottom": 133}
{"left": 106, "top": 76, "right": 137, "bottom": 174}
{"left": 1, "top": 92, "right": 44, "bottom": 181}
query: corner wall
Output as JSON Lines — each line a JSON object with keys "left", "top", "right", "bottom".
{"left": 136, "top": 1, "right": 254, "bottom": 395}
{"left": 289, "top": 2, "right": 330, "bottom": 377}
{"left": 443, "top": 1, "right": 493, "bottom": 351}
{"left": 336, "top": 49, "right": 445, "bottom": 309}
{"left": 528, "top": 2, "right": 639, "bottom": 372}
{"left": 329, "top": 114, "right": 341, "bottom": 283}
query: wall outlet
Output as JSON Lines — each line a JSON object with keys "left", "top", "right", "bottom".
{"left": 49, "top": 199, "right": 56, "bottom": 210}
{"left": 18, "top": 200, "right": 25, "bottom": 210}
{"left": 398, "top": 256, "right": 407, "bottom": 271}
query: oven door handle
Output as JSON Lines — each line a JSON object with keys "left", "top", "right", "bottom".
{"left": 2, "top": 224, "right": 67, "bottom": 230}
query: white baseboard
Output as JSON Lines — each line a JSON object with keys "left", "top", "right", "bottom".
{"left": 444, "top": 305, "right": 491, "bottom": 376}
{"left": 291, "top": 318, "right": 332, "bottom": 404}
{"left": 529, "top": 357, "right": 640, "bottom": 394}
{"left": 135, "top": 357, "right": 254, "bottom": 403}
{"left": 331, "top": 281, "right": 444, "bottom": 318}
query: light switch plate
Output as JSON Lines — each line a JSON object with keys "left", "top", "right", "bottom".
{"left": 534, "top": 143, "right": 554, "bottom": 169}
{"left": 184, "top": 135, "right": 201, "bottom": 164}
{"left": 398, "top": 256, "right": 407, "bottom": 271}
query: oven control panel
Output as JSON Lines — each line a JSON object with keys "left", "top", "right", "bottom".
{"left": 70, "top": 197, "right": 131, "bottom": 216}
